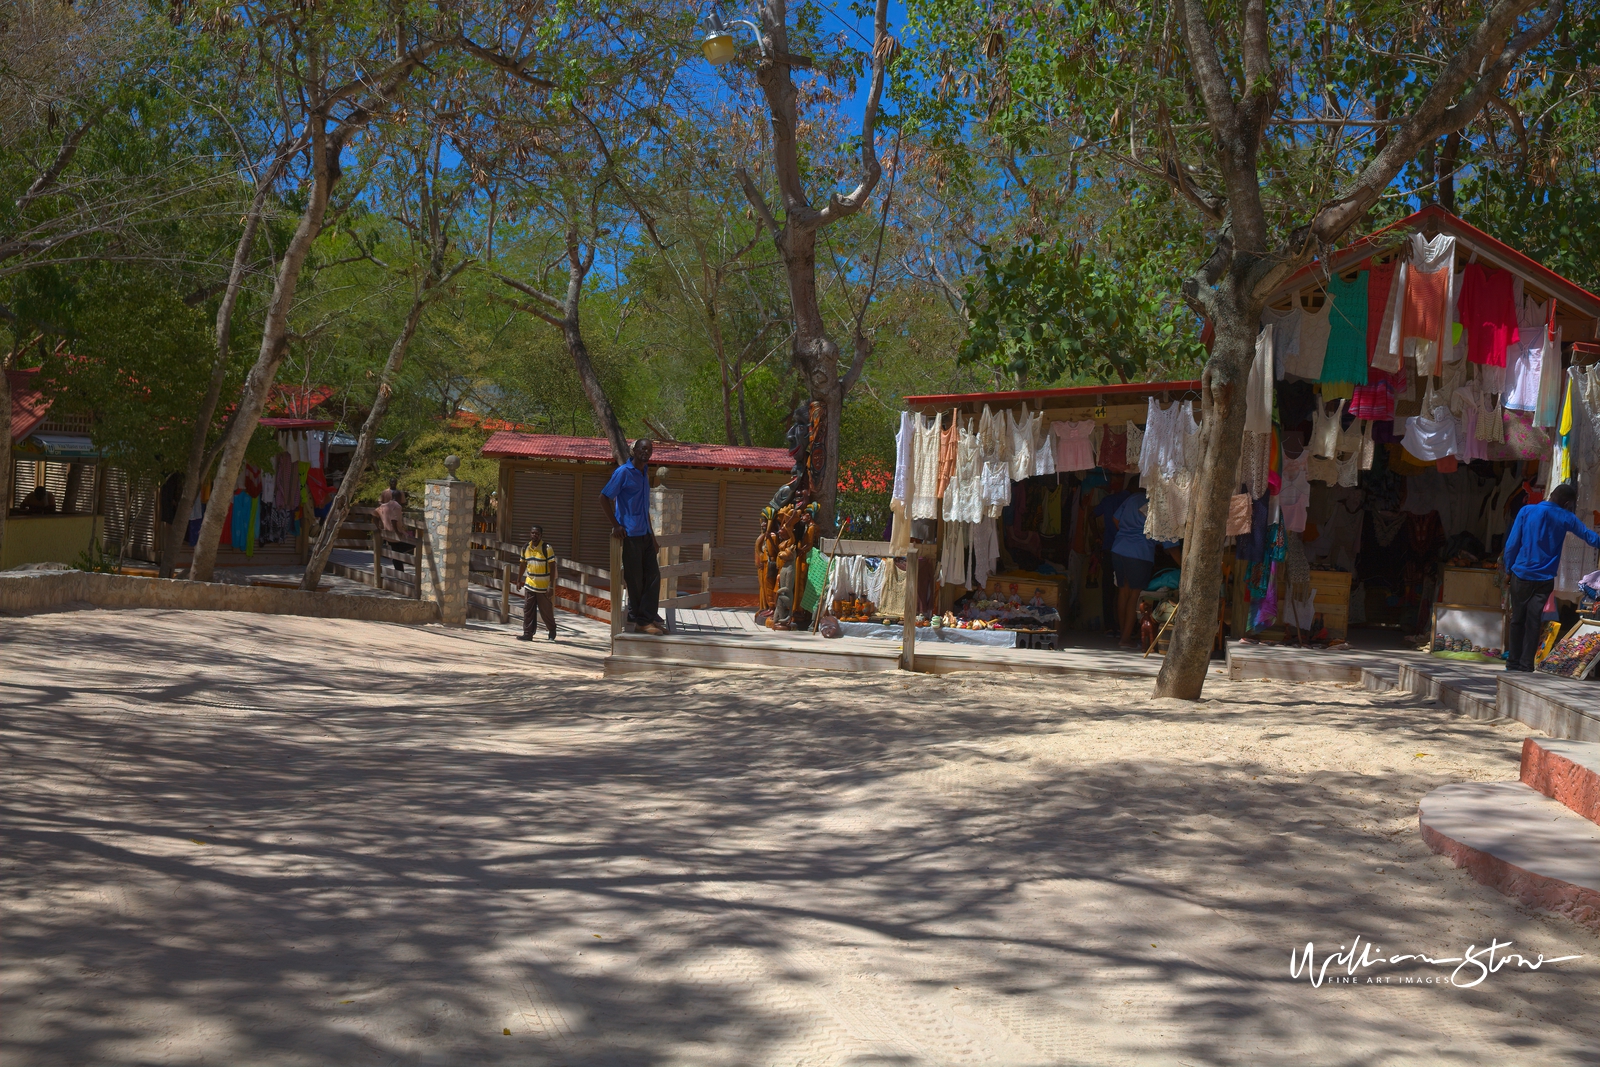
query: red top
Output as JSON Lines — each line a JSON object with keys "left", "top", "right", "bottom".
{"left": 482, "top": 431, "right": 793, "bottom": 471}
{"left": 1456, "top": 263, "right": 1520, "bottom": 367}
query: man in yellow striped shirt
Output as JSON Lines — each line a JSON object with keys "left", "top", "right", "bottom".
{"left": 518, "top": 524, "right": 558, "bottom": 641}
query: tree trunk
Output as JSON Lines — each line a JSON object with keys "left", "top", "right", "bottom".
{"left": 300, "top": 295, "right": 425, "bottom": 591}
{"left": 159, "top": 174, "right": 278, "bottom": 578}
{"left": 0, "top": 358, "right": 11, "bottom": 562}
{"left": 188, "top": 118, "right": 333, "bottom": 582}
{"left": 778, "top": 225, "right": 843, "bottom": 529}
{"left": 1154, "top": 297, "right": 1255, "bottom": 699}
{"left": 563, "top": 317, "right": 628, "bottom": 466}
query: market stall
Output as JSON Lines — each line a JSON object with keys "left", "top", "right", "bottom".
{"left": 1236, "top": 205, "right": 1600, "bottom": 667}
{"left": 887, "top": 379, "right": 1205, "bottom": 651}
{"left": 871, "top": 207, "right": 1600, "bottom": 669}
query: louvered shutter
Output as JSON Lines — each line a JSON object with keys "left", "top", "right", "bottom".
{"left": 511, "top": 470, "right": 575, "bottom": 563}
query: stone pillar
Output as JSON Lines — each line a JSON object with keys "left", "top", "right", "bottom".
{"left": 651, "top": 469, "right": 683, "bottom": 631}
{"left": 422, "top": 455, "right": 475, "bottom": 626}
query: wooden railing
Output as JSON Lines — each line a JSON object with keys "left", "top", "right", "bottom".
{"left": 467, "top": 535, "right": 523, "bottom": 623}
{"left": 607, "top": 530, "right": 714, "bottom": 639}
{"left": 337, "top": 506, "right": 431, "bottom": 599}
{"left": 817, "top": 537, "right": 934, "bottom": 672}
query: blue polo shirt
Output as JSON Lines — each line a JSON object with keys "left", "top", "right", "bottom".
{"left": 601, "top": 462, "right": 652, "bottom": 537}
{"left": 1110, "top": 490, "right": 1180, "bottom": 561}
{"left": 1503, "top": 501, "right": 1600, "bottom": 581}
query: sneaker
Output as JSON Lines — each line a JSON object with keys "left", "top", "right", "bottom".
{"left": 547, "top": 633, "right": 558, "bottom": 642}
{"left": 515, "top": 635, "right": 533, "bottom": 642}
{"left": 641, "top": 622, "right": 668, "bottom": 636}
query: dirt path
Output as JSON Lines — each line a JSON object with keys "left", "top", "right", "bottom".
{"left": 2, "top": 609, "right": 1594, "bottom": 1065}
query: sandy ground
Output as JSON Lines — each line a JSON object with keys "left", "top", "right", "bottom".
{"left": 1, "top": 607, "right": 1596, "bottom": 1067}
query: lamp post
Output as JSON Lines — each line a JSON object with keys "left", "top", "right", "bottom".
{"left": 700, "top": 10, "right": 762, "bottom": 66}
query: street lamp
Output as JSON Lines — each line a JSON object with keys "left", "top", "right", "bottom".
{"left": 700, "top": 10, "right": 762, "bottom": 66}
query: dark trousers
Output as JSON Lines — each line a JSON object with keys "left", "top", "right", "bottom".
{"left": 387, "top": 540, "right": 414, "bottom": 573}
{"left": 1507, "top": 574, "right": 1553, "bottom": 672}
{"left": 621, "top": 534, "right": 661, "bottom": 625}
{"left": 523, "top": 588, "right": 555, "bottom": 638}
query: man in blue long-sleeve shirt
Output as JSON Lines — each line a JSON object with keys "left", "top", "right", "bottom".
{"left": 1502, "top": 483, "right": 1600, "bottom": 672}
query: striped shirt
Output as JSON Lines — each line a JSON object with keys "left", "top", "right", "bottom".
{"left": 522, "top": 542, "right": 555, "bottom": 591}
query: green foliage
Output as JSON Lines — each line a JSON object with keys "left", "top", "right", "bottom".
{"left": 961, "top": 237, "right": 1205, "bottom": 386}
{"left": 377, "top": 427, "right": 499, "bottom": 505}
{"left": 26, "top": 267, "right": 259, "bottom": 479}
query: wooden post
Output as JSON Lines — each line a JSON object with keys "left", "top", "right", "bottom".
{"left": 901, "top": 545, "right": 919, "bottom": 672}
{"left": 500, "top": 561, "right": 512, "bottom": 623}
{"left": 609, "top": 530, "right": 624, "bottom": 644}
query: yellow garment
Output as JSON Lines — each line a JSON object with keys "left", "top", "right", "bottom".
{"left": 522, "top": 541, "right": 555, "bottom": 591}
{"left": 1559, "top": 380, "right": 1574, "bottom": 436}
{"left": 1041, "top": 486, "right": 1062, "bottom": 536}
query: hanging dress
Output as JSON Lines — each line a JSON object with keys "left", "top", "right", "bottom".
{"left": 1320, "top": 271, "right": 1369, "bottom": 386}
{"left": 1053, "top": 420, "right": 1097, "bottom": 472}
{"left": 1279, "top": 450, "right": 1310, "bottom": 532}
{"left": 909, "top": 412, "right": 942, "bottom": 520}
{"left": 1007, "top": 408, "right": 1035, "bottom": 481}
{"left": 935, "top": 409, "right": 959, "bottom": 499}
{"left": 1030, "top": 411, "right": 1056, "bottom": 476}
{"left": 1284, "top": 291, "right": 1333, "bottom": 380}
{"left": 944, "top": 422, "right": 982, "bottom": 524}
{"left": 1309, "top": 398, "right": 1346, "bottom": 458}
{"left": 1401, "top": 232, "right": 1457, "bottom": 376}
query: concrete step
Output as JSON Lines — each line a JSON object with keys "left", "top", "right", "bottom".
{"left": 608, "top": 633, "right": 900, "bottom": 674}
{"left": 1420, "top": 781, "right": 1600, "bottom": 930}
{"left": 1521, "top": 738, "right": 1600, "bottom": 826}
{"left": 1499, "top": 673, "right": 1600, "bottom": 742}
{"left": 1397, "top": 661, "right": 1499, "bottom": 720}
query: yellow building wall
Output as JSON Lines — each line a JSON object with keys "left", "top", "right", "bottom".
{"left": 1, "top": 515, "right": 105, "bottom": 570}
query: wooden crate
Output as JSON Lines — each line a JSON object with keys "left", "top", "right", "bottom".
{"left": 1441, "top": 566, "right": 1503, "bottom": 609}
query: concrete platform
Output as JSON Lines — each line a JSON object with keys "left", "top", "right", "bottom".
{"left": 1521, "top": 737, "right": 1600, "bottom": 825}
{"left": 1500, "top": 672, "right": 1600, "bottom": 742}
{"left": 603, "top": 621, "right": 1217, "bottom": 680}
{"left": 1420, "top": 780, "right": 1600, "bottom": 929}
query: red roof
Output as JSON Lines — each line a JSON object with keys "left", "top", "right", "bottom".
{"left": 904, "top": 379, "right": 1204, "bottom": 408}
{"left": 8, "top": 369, "right": 51, "bottom": 442}
{"left": 451, "top": 410, "right": 536, "bottom": 434}
{"left": 260, "top": 417, "right": 337, "bottom": 430}
{"left": 482, "top": 431, "right": 793, "bottom": 471}
{"left": 266, "top": 383, "right": 337, "bottom": 417}
{"left": 1274, "top": 205, "right": 1600, "bottom": 322}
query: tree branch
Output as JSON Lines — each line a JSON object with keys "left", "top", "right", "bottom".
{"left": 811, "top": 0, "right": 892, "bottom": 230}
{"left": 734, "top": 166, "right": 780, "bottom": 234}
{"left": 1304, "top": 0, "right": 1558, "bottom": 250}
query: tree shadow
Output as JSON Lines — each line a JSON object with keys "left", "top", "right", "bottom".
{"left": 2, "top": 609, "right": 1596, "bottom": 1066}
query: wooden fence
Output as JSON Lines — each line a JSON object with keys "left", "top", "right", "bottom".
{"left": 335, "top": 507, "right": 433, "bottom": 599}
{"left": 597, "top": 531, "right": 713, "bottom": 638}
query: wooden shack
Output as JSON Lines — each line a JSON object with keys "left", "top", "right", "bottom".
{"left": 481, "top": 432, "right": 794, "bottom": 606}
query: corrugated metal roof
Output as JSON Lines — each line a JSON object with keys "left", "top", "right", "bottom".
{"left": 8, "top": 368, "right": 51, "bottom": 442}
{"left": 904, "top": 380, "right": 1203, "bottom": 408}
{"left": 482, "top": 431, "right": 794, "bottom": 471}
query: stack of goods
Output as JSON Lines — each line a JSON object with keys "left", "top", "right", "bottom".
{"left": 946, "top": 589, "right": 1059, "bottom": 631}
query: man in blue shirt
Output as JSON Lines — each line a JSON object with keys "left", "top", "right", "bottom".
{"left": 1092, "top": 479, "right": 1131, "bottom": 637}
{"left": 1502, "top": 482, "right": 1600, "bottom": 671}
{"left": 602, "top": 438, "right": 667, "bottom": 636}
{"left": 1108, "top": 482, "right": 1181, "bottom": 649}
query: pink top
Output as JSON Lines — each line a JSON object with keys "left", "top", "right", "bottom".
{"left": 1052, "top": 420, "right": 1096, "bottom": 472}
